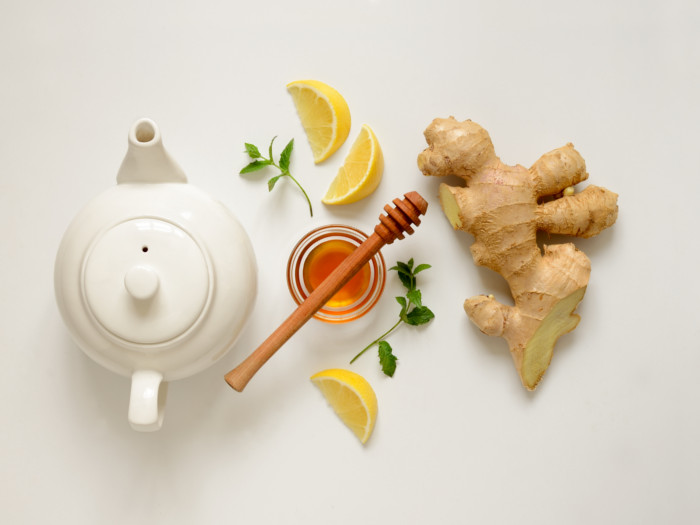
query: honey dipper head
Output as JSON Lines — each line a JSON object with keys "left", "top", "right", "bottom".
{"left": 375, "top": 191, "right": 429, "bottom": 243}
{"left": 404, "top": 191, "right": 429, "bottom": 217}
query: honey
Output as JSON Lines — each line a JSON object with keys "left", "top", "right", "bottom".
{"left": 287, "top": 224, "right": 386, "bottom": 323}
{"left": 302, "top": 239, "right": 371, "bottom": 308}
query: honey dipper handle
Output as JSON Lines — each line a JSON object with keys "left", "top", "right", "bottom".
{"left": 225, "top": 191, "right": 428, "bottom": 392}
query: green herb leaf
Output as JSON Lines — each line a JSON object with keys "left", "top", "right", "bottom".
{"left": 394, "top": 261, "right": 417, "bottom": 290}
{"left": 395, "top": 296, "right": 407, "bottom": 309}
{"left": 279, "top": 138, "right": 294, "bottom": 172}
{"left": 405, "top": 306, "right": 435, "bottom": 326}
{"left": 407, "top": 289, "right": 422, "bottom": 308}
{"left": 268, "top": 136, "right": 277, "bottom": 160}
{"left": 394, "top": 261, "right": 412, "bottom": 274}
{"left": 378, "top": 341, "right": 397, "bottom": 377}
{"left": 392, "top": 266, "right": 414, "bottom": 290}
{"left": 244, "top": 143, "right": 261, "bottom": 159}
{"left": 413, "top": 263, "right": 432, "bottom": 275}
{"left": 268, "top": 175, "right": 283, "bottom": 191}
{"left": 240, "top": 160, "right": 270, "bottom": 174}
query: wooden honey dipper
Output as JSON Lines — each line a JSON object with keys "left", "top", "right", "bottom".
{"left": 225, "top": 191, "right": 428, "bottom": 392}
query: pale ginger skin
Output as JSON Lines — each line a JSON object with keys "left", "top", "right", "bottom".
{"left": 418, "top": 117, "right": 618, "bottom": 390}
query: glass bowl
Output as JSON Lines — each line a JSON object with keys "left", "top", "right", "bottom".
{"left": 287, "top": 224, "right": 386, "bottom": 323}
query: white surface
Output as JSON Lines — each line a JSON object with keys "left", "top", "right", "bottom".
{"left": 1, "top": 0, "right": 698, "bottom": 523}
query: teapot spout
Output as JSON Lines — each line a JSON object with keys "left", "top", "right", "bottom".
{"left": 117, "top": 118, "right": 187, "bottom": 184}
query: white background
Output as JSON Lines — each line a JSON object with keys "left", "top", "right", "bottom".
{"left": 2, "top": 1, "right": 699, "bottom": 523}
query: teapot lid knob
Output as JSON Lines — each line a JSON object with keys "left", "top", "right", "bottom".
{"left": 124, "top": 265, "right": 160, "bottom": 301}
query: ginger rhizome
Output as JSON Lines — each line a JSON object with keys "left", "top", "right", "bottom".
{"left": 418, "top": 117, "right": 618, "bottom": 390}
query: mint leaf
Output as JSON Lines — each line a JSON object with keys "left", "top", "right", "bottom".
{"left": 244, "top": 143, "right": 261, "bottom": 158}
{"left": 413, "top": 263, "right": 431, "bottom": 275}
{"left": 268, "top": 136, "right": 277, "bottom": 160}
{"left": 394, "top": 261, "right": 417, "bottom": 290}
{"left": 395, "top": 261, "right": 412, "bottom": 274}
{"left": 240, "top": 160, "right": 270, "bottom": 174}
{"left": 395, "top": 296, "right": 407, "bottom": 309}
{"left": 405, "top": 306, "right": 435, "bottom": 326}
{"left": 268, "top": 175, "right": 283, "bottom": 191}
{"left": 378, "top": 341, "right": 397, "bottom": 377}
{"left": 391, "top": 265, "right": 414, "bottom": 290}
{"left": 407, "top": 289, "right": 422, "bottom": 308}
{"left": 279, "top": 138, "right": 294, "bottom": 172}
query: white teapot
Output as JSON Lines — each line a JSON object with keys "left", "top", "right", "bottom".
{"left": 54, "top": 118, "right": 257, "bottom": 431}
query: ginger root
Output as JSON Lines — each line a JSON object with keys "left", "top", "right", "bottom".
{"left": 418, "top": 117, "right": 618, "bottom": 390}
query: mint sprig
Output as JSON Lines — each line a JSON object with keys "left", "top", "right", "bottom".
{"left": 240, "top": 137, "right": 313, "bottom": 217}
{"left": 350, "top": 259, "right": 434, "bottom": 376}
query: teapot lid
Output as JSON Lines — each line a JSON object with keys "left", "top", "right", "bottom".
{"left": 83, "top": 217, "right": 211, "bottom": 344}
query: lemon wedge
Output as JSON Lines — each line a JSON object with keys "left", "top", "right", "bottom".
{"left": 310, "top": 368, "right": 378, "bottom": 444}
{"left": 321, "top": 124, "right": 384, "bottom": 205}
{"left": 287, "top": 80, "right": 351, "bottom": 163}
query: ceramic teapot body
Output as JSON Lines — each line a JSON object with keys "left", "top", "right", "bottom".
{"left": 54, "top": 119, "right": 257, "bottom": 431}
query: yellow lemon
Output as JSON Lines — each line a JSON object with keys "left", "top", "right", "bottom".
{"left": 310, "top": 368, "right": 378, "bottom": 444}
{"left": 321, "top": 124, "right": 384, "bottom": 205}
{"left": 287, "top": 80, "right": 351, "bottom": 163}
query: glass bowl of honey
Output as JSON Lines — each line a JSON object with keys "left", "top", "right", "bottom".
{"left": 286, "top": 224, "right": 386, "bottom": 323}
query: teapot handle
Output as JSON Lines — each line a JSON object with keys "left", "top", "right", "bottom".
{"left": 128, "top": 370, "right": 168, "bottom": 431}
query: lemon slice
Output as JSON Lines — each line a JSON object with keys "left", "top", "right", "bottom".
{"left": 287, "top": 80, "right": 351, "bottom": 163}
{"left": 321, "top": 124, "right": 384, "bottom": 205}
{"left": 310, "top": 368, "right": 378, "bottom": 444}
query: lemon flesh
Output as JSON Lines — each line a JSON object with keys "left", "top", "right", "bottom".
{"left": 322, "top": 124, "right": 384, "bottom": 205}
{"left": 311, "top": 368, "right": 378, "bottom": 444}
{"left": 287, "top": 80, "right": 351, "bottom": 163}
